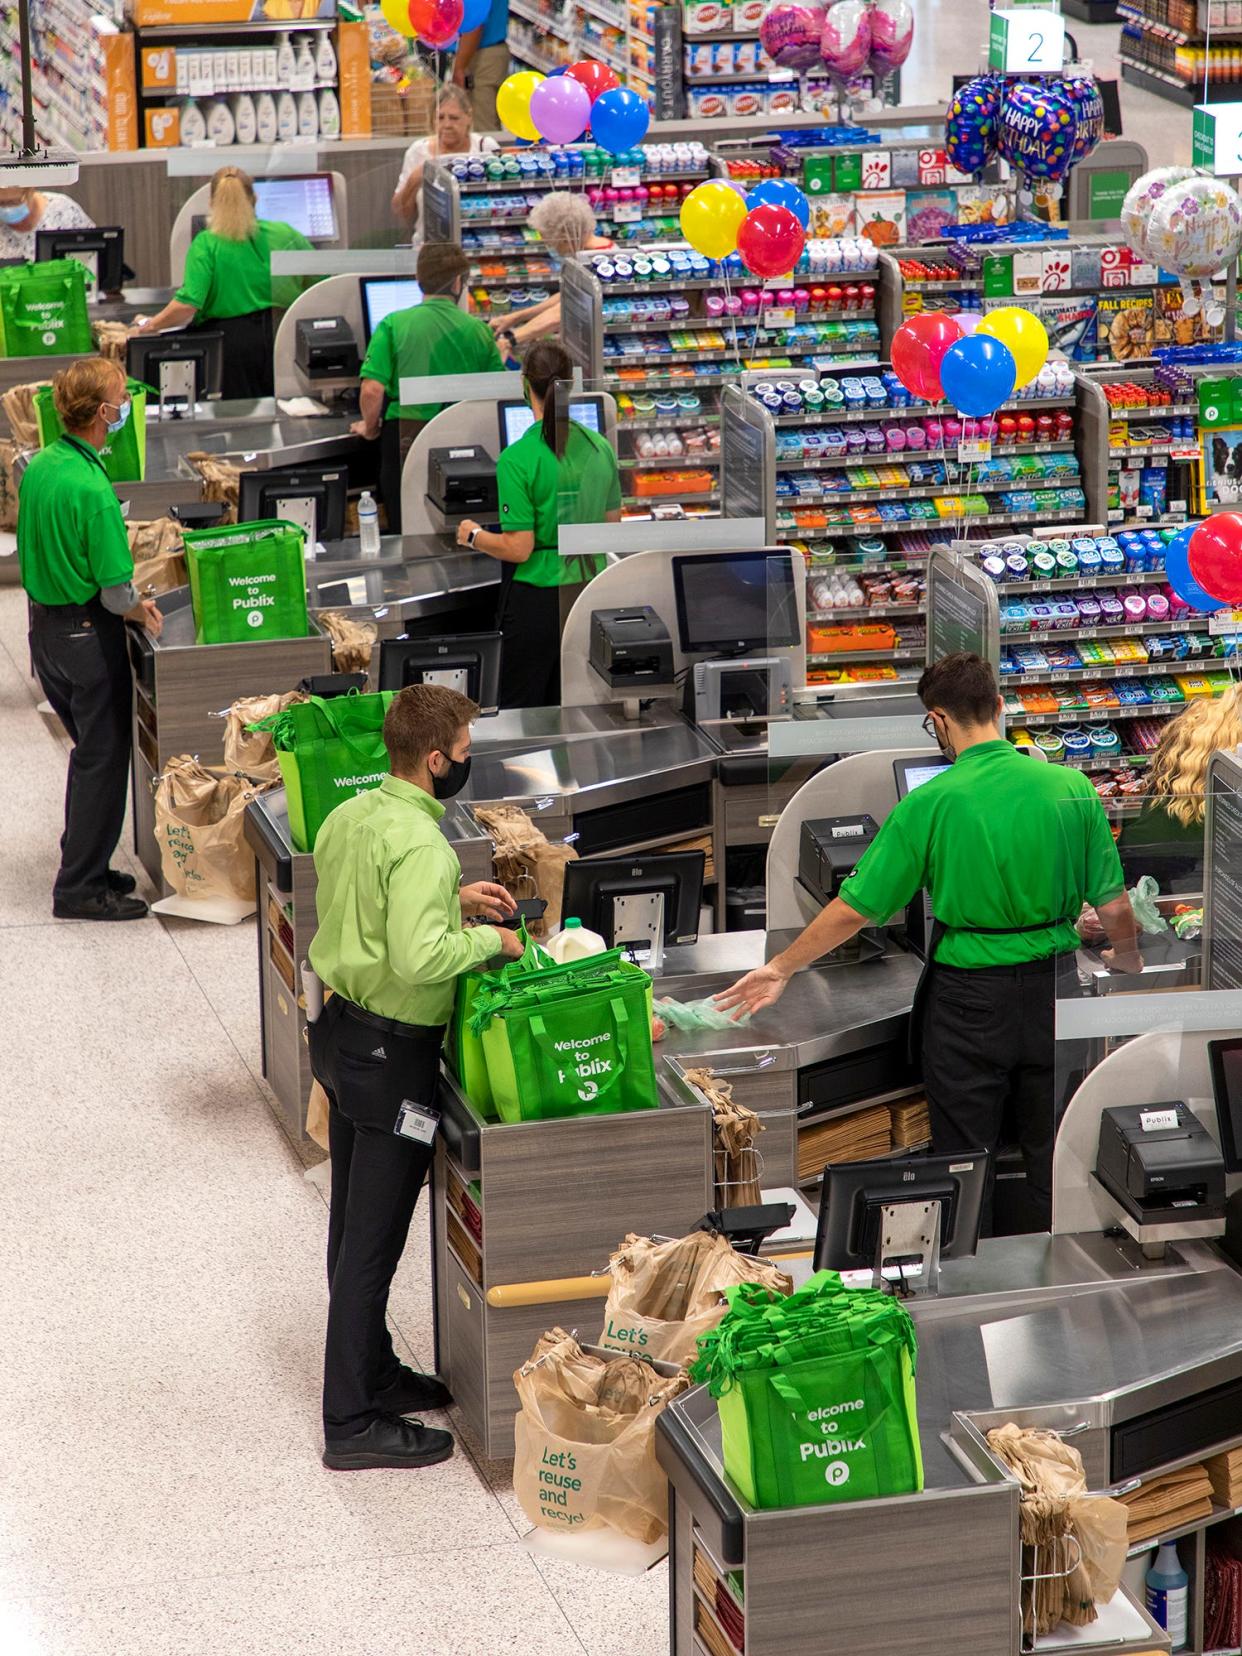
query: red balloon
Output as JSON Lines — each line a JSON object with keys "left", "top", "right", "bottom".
{"left": 736, "top": 204, "right": 805, "bottom": 279}
{"left": 565, "top": 59, "right": 621, "bottom": 102}
{"left": 1188, "top": 513, "right": 1242, "bottom": 604}
{"left": 409, "top": 0, "right": 463, "bottom": 46}
{"left": 890, "top": 313, "right": 965, "bottom": 403}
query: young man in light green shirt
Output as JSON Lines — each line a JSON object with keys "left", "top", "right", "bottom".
{"left": 717, "top": 652, "right": 1142, "bottom": 1232}
{"left": 308, "top": 683, "right": 521, "bottom": 1470}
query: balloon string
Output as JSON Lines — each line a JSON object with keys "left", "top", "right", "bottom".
{"left": 721, "top": 261, "right": 742, "bottom": 374}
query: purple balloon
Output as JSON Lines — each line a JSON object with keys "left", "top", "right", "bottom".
{"left": 529, "top": 74, "right": 591, "bottom": 144}
{"left": 952, "top": 310, "right": 982, "bottom": 335}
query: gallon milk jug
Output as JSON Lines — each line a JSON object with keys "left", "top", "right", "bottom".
{"left": 545, "top": 917, "right": 608, "bottom": 964}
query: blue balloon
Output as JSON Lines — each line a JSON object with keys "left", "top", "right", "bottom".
{"left": 590, "top": 86, "right": 650, "bottom": 154}
{"left": 460, "top": 0, "right": 490, "bottom": 30}
{"left": 1164, "top": 522, "right": 1226, "bottom": 613}
{"left": 746, "top": 178, "right": 810, "bottom": 231}
{"left": 939, "top": 334, "right": 1017, "bottom": 417}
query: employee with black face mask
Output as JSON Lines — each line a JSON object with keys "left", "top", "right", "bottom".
{"left": 308, "top": 684, "right": 521, "bottom": 1471}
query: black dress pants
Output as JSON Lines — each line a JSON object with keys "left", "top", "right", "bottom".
{"left": 921, "top": 954, "right": 1077, "bottom": 1235}
{"left": 378, "top": 418, "right": 425, "bottom": 535}
{"left": 29, "top": 599, "right": 133, "bottom": 905}
{"left": 308, "top": 994, "right": 445, "bottom": 1437}
{"left": 207, "top": 310, "right": 274, "bottom": 400}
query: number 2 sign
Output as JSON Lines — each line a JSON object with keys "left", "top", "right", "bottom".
{"left": 987, "top": 8, "right": 1066, "bottom": 73}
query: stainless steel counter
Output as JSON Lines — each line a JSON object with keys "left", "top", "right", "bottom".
{"left": 460, "top": 719, "right": 719, "bottom": 816}
{"left": 138, "top": 409, "right": 358, "bottom": 481}
{"left": 305, "top": 548, "right": 500, "bottom": 624}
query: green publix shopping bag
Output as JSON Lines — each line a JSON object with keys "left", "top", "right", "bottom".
{"left": 182, "top": 518, "right": 309, "bottom": 646}
{"left": 0, "top": 259, "right": 92, "bottom": 357}
{"left": 468, "top": 949, "right": 658, "bottom": 1124}
{"left": 450, "top": 922, "right": 552, "bottom": 1119}
{"left": 691, "top": 1270, "right": 923, "bottom": 1511}
{"left": 34, "top": 377, "right": 152, "bottom": 482}
{"left": 248, "top": 690, "right": 394, "bottom": 852}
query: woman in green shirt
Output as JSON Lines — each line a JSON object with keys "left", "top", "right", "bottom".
{"left": 135, "top": 166, "right": 313, "bottom": 399}
{"left": 456, "top": 340, "right": 621, "bottom": 707}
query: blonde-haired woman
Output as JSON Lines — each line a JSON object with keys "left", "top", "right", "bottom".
{"left": 135, "top": 166, "right": 314, "bottom": 398}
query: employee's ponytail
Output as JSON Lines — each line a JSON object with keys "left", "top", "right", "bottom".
{"left": 522, "top": 339, "right": 575, "bottom": 461}
{"left": 207, "top": 165, "right": 258, "bottom": 242}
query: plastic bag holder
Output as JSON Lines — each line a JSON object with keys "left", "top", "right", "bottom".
{"left": 696, "top": 1203, "right": 794, "bottom": 1257}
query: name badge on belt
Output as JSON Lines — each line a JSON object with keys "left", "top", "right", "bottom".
{"left": 394, "top": 1099, "right": 440, "bottom": 1145}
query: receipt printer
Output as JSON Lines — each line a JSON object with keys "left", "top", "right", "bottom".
{"left": 294, "top": 316, "right": 360, "bottom": 379}
{"left": 589, "top": 606, "right": 674, "bottom": 688}
{"left": 798, "top": 814, "right": 879, "bottom": 908}
{"left": 1095, "top": 1103, "right": 1226, "bottom": 1225}
{"left": 428, "top": 445, "right": 498, "bottom": 517}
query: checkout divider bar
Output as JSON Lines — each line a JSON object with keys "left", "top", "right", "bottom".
{"left": 398, "top": 368, "right": 574, "bottom": 405}
{"left": 557, "top": 516, "right": 768, "bottom": 560}
{"left": 1055, "top": 987, "right": 1242, "bottom": 1041}
{"left": 270, "top": 249, "right": 417, "bottom": 276}
{"left": 165, "top": 145, "right": 325, "bottom": 177}
{"left": 768, "top": 714, "right": 933, "bottom": 756}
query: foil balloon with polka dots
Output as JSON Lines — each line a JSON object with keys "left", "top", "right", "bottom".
{"left": 760, "top": 2, "right": 828, "bottom": 70}
{"left": 945, "top": 75, "right": 1002, "bottom": 177}
{"left": 820, "top": 0, "right": 871, "bottom": 77}
{"left": 1063, "top": 73, "right": 1104, "bottom": 165}
{"left": 1146, "top": 172, "right": 1242, "bottom": 325}
{"left": 997, "top": 80, "right": 1078, "bottom": 184}
{"left": 867, "top": 0, "right": 913, "bottom": 73}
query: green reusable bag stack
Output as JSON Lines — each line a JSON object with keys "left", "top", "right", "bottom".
{"left": 449, "top": 922, "right": 552, "bottom": 1119}
{"left": 0, "top": 259, "right": 91, "bottom": 357}
{"left": 249, "top": 690, "right": 394, "bottom": 852}
{"left": 182, "top": 518, "right": 309, "bottom": 647}
{"left": 467, "top": 948, "right": 658, "bottom": 1124}
{"left": 34, "top": 377, "right": 152, "bottom": 482}
{"left": 690, "top": 1270, "right": 923, "bottom": 1511}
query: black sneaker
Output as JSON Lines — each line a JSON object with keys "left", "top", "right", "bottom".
{"left": 106, "top": 869, "right": 137, "bottom": 895}
{"left": 53, "top": 889, "right": 150, "bottom": 922}
{"left": 374, "top": 1366, "right": 453, "bottom": 1416}
{"left": 322, "top": 1414, "right": 454, "bottom": 1471}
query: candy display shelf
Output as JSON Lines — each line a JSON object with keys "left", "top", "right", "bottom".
{"left": 1075, "top": 363, "right": 1205, "bottom": 536}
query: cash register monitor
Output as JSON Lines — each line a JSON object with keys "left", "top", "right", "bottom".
{"left": 237, "top": 464, "right": 348, "bottom": 544}
{"left": 35, "top": 226, "right": 125, "bottom": 295}
{"left": 126, "top": 330, "right": 224, "bottom": 410}
{"left": 815, "top": 1149, "right": 989, "bottom": 1275}
{"left": 1207, "top": 1038, "right": 1242, "bottom": 1173}
{"left": 497, "top": 396, "right": 604, "bottom": 451}
{"left": 672, "top": 549, "right": 800, "bottom": 656}
{"left": 893, "top": 755, "right": 952, "bottom": 799}
{"left": 377, "top": 633, "right": 503, "bottom": 711}
{"left": 253, "top": 174, "right": 338, "bottom": 242}
{"left": 360, "top": 276, "right": 423, "bottom": 343}
{"left": 561, "top": 851, "right": 705, "bottom": 960}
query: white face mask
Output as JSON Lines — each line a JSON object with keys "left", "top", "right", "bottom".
{"left": 0, "top": 203, "right": 29, "bottom": 224}
{"left": 103, "top": 398, "right": 131, "bottom": 434}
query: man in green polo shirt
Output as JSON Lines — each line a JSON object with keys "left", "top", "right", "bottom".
{"left": 19, "top": 356, "right": 162, "bottom": 922}
{"left": 308, "top": 683, "right": 522, "bottom": 1471}
{"left": 716, "top": 653, "right": 1142, "bottom": 1231}
{"left": 353, "top": 240, "right": 504, "bottom": 533}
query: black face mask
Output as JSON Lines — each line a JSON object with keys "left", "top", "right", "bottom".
{"left": 431, "top": 753, "right": 471, "bottom": 799}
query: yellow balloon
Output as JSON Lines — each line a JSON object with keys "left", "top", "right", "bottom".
{"left": 496, "top": 71, "right": 544, "bottom": 143}
{"left": 977, "top": 306, "right": 1048, "bottom": 389}
{"left": 679, "top": 181, "right": 748, "bottom": 262}
{"left": 379, "top": 0, "right": 415, "bottom": 36}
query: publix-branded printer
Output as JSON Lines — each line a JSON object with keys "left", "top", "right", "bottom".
{"left": 1095, "top": 1103, "right": 1226, "bottom": 1225}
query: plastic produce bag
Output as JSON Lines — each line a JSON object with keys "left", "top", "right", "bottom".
{"left": 35, "top": 376, "right": 151, "bottom": 482}
{"left": 183, "top": 518, "right": 309, "bottom": 646}
{"left": 691, "top": 1270, "right": 923, "bottom": 1511}
{"left": 249, "top": 690, "right": 393, "bottom": 852}
{"left": 599, "top": 1231, "right": 792, "bottom": 1366}
{"left": 0, "top": 259, "right": 91, "bottom": 357}
{"left": 512, "top": 1329, "right": 690, "bottom": 1543}
{"left": 153, "top": 755, "right": 269, "bottom": 903}
{"left": 656, "top": 995, "right": 751, "bottom": 1032}
{"left": 1128, "top": 875, "right": 1169, "bottom": 936}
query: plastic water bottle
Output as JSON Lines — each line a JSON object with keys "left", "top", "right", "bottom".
{"left": 545, "top": 917, "right": 608, "bottom": 964}
{"left": 1146, "top": 1542, "right": 1188, "bottom": 1651}
{"left": 357, "top": 491, "right": 381, "bottom": 557}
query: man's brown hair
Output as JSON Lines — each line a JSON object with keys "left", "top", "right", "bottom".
{"left": 383, "top": 683, "right": 479, "bottom": 773}
{"left": 416, "top": 241, "right": 470, "bottom": 296}
{"left": 917, "top": 652, "right": 1000, "bottom": 727}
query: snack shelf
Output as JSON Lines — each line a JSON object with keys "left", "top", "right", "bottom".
{"left": 1108, "top": 402, "right": 1197, "bottom": 419}
{"left": 618, "top": 454, "right": 720, "bottom": 469}
{"left": 1015, "top": 701, "right": 1183, "bottom": 727}
{"left": 1002, "top": 619, "right": 1186, "bottom": 644}
{"left": 625, "top": 489, "right": 721, "bottom": 505}
{"left": 1064, "top": 752, "right": 1150, "bottom": 771}
{"left": 780, "top": 480, "right": 1081, "bottom": 506}
{"left": 775, "top": 443, "right": 1075, "bottom": 472}
{"left": 605, "top": 309, "right": 875, "bottom": 332}
{"left": 607, "top": 337, "right": 880, "bottom": 365}
{"left": 807, "top": 647, "right": 925, "bottom": 663}
{"left": 780, "top": 509, "right": 1087, "bottom": 535}
{"left": 617, "top": 413, "right": 722, "bottom": 431}
{"left": 463, "top": 170, "right": 708, "bottom": 194}
{"left": 901, "top": 276, "right": 985, "bottom": 291}
{"left": 771, "top": 397, "right": 1075, "bottom": 427}
{"left": 1003, "top": 655, "right": 1222, "bottom": 684}
{"left": 811, "top": 602, "right": 925, "bottom": 617}
{"left": 999, "top": 568, "right": 1172, "bottom": 594}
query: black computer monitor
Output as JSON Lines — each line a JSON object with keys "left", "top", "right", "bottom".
{"left": 237, "top": 464, "right": 348, "bottom": 544}
{"left": 359, "top": 275, "right": 423, "bottom": 343}
{"left": 253, "top": 173, "right": 338, "bottom": 243}
{"left": 126, "top": 330, "right": 224, "bottom": 411}
{"left": 377, "top": 632, "right": 503, "bottom": 711}
{"left": 893, "top": 755, "right": 951, "bottom": 799}
{"left": 497, "top": 395, "right": 605, "bottom": 451}
{"left": 560, "top": 851, "right": 705, "bottom": 959}
{"left": 1207, "top": 1038, "right": 1242, "bottom": 1174}
{"left": 814, "top": 1149, "right": 989, "bottom": 1278}
{"left": 672, "top": 550, "right": 800, "bottom": 656}
{"left": 35, "top": 226, "right": 125, "bottom": 295}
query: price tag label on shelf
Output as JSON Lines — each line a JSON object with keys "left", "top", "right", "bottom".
{"left": 1210, "top": 609, "right": 1242, "bottom": 635}
{"left": 1192, "top": 102, "right": 1242, "bottom": 175}
{"left": 612, "top": 201, "right": 643, "bottom": 222}
{"left": 611, "top": 166, "right": 640, "bottom": 187}
{"left": 763, "top": 307, "right": 795, "bottom": 329}
{"left": 957, "top": 438, "right": 992, "bottom": 462}
{"left": 1170, "top": 447, "right": 1201, "bottom": 461}
{"left": 987, "top": 7, "right": 1065, "bottom": 72}
{"left": 1107, "top": 508, "right": 1125, "bottom": 523}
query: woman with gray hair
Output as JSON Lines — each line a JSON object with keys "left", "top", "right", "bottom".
{"left": 393, "top": 84, "right": 498, "bottom": 234}
{"left": 495, "top": 191, "right": 614, "bottom": 346}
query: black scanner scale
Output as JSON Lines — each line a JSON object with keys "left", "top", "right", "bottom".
{"left": 1095, "top": 1103, "right": 1226, "bottom": 1225}
{"left": 798, "top": 814, "right": 879, "bottom": 908}
{"left": 428, "top": 446, "right": 498, "bottom": 517}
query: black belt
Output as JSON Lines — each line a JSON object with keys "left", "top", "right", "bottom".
{"left": 30, "top": 597, "right": 103, "bottom": 616}
{"left": 337, "top": 998, "right": 443, "bottom": 1040}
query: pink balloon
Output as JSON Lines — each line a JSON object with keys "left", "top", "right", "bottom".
{"left": 868, "top": 0, "right": 913, "bottom": 71}
{"left": 821, "top": 0, "right": 871, "bottom": 76}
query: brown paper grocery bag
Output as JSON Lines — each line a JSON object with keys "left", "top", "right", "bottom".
{"left": 317, "top": 610, "right": 377, "bottom": 674}
{"left": 0, "top": 381, "right": 46, "bottom": 448}
{"left": 153, "top": 755, "right": 268, "bottom": 902}
{"left": 128, "top": 518, "right": 186, "bottom": 594}
{"left": 473, "top": 805, "right": 578, "bottom": 938}
{"left": 512, "top": 1329, "right": 689, "bottom": 1544}
{"left": 0, "top": 438, "right": 21, "bottom": 531}
{"left": 185, "top": 453, "right": 241, "bottom": 521}
{"left": 222, "top": 690, "right": 307, "bottom": 784}
{"left": 599, "top": 1231, "right": 792, "bottom": 1367}
{"left": 305, "top": 1079, "right": 330, "bottom": 1152}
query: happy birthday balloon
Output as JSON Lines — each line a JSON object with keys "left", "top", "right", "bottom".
{"left": 1147, "top": 174, "right": 1242, "bottom": 279}
{"left": 1121, "top": 167, "right": 1197, "bottom": 264}
{"left": 868, "top": 0, "right": 913, "bottom": 72}
{"left": 945, "top": 75, "right": 1002, "bottom": 176}
{"left": 759, "top": 2, "right": 827, "bottom": 70}
{"left": 820, "top": 0, "right": 871, "bottom": 76}
{"left": 1063, "top": 73, "right": 1104, "bottom": 165}
{"left": 998, "top": 80, "right": 1079, "bottom": 183}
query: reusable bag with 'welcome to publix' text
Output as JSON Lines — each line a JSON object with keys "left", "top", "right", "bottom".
{"left": 248, "top": 691, "right": 394, "bottom": 853}
{"left": 450, "top": 922, "right": 552, "bottom": 1119}
{"left": 0, "top": 259, "right": 91, "bottom": 358}
{"left": 182, "top": 518, "right": 309, "bottom": 645}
